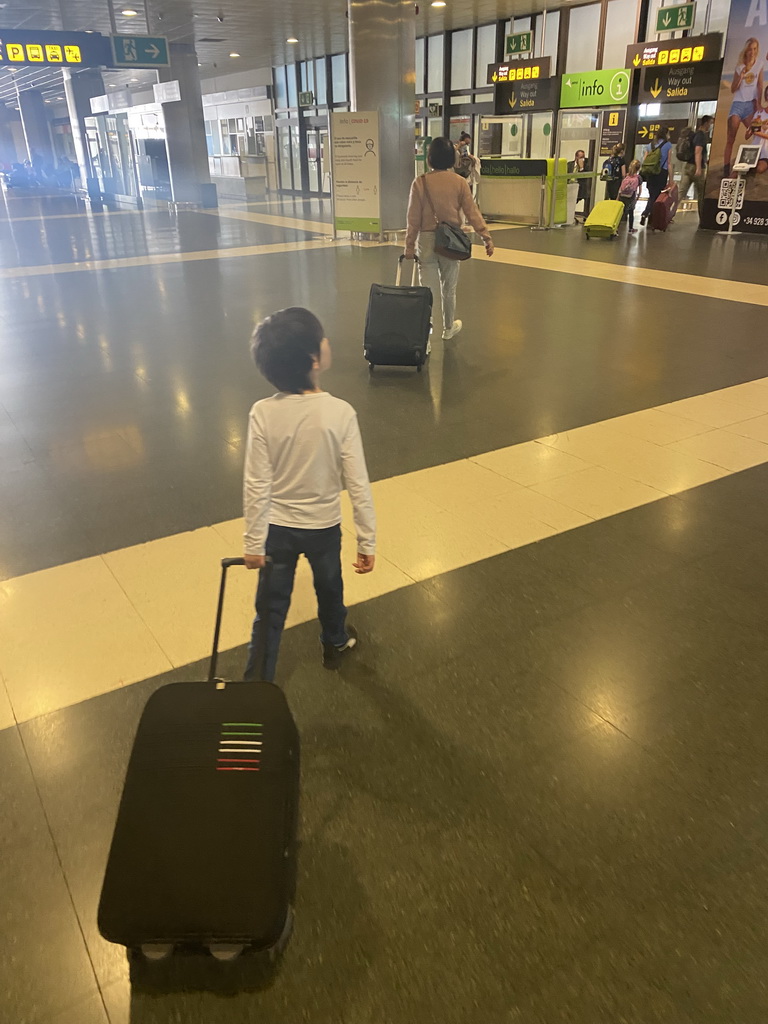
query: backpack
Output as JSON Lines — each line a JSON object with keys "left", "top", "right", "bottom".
{"left": 619, "top": 174, "right": 637, "bottom": 198}
{"left": 456, "top": 149, "right": 473, "bottom": 179}
{"left": 640, "top": 144, "right": 662, "bottom": 179}
{"left": 600, "top": 157, "right": 614, "bottom": 180}
{"left": 676, "top": 127, "right": 695, "bottom": 163}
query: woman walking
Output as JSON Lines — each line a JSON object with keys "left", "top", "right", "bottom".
{"left": 404, "top": 137, "right": 493, "bottom": 341}
{"left": 640, "top": 128, "right": 672, "bottom": 227}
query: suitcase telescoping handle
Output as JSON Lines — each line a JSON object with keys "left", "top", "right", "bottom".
{"left": 208, "top": 556, "right": 246, "bottom": 682}
{"left": 396, "top": 254, "right": 419, "bottom": 288}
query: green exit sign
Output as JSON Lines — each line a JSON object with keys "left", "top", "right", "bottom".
{"left": 299, "top": 90, "right": 315, "bottom": 106}
{"left": 655, "top": 3, "right": 696, "bottom": 31}
{"left": 506, "top": 31, "right": 533, "bottom": 56}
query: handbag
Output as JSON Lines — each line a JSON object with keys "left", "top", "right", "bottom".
{"left": 421, "top": 174, "right": 472, "bottom": 262}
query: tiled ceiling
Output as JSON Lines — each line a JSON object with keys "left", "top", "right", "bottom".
{"left": 0, "top": 0, "right": 566, "bottom": 105}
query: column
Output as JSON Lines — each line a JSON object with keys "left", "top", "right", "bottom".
{"left": 0, "top": 105, "right": 22, "bottom": 166}
{"left": 348, "top": 0, "right": 416, "bottom": 231}
{"left": 62, "top": 68, "right": 104, "bottom": 189}
{"left": 157, "top": 43, "right": 215, "bottom": 205}
{"left": 17, "top": 88, "right": 54, "bottom": 165}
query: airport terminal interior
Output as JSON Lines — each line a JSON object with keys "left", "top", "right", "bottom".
{"left": 2, "top": 0, "right": 768, "bottom": 1022}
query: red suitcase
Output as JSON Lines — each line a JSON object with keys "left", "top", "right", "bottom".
{"left": 649, "top": 183, "right": 679, "bottom": 232}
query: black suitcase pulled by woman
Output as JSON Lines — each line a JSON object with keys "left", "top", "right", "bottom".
{"left": 364, "top": 256, "right": 432, "bottom": 371}
{"left": 97, "top": 558, "right": 300, "bottom": 963}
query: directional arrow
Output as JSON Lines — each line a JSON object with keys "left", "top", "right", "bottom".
{"left": 638, "top": 126, "right": 648, "bottom": 138}
{"left": 146, "top": 43, "right": 160, "bottom": 58}
{"left": 650, "top": 77, "right": 662, "bottom": 98}
{"left": 662, "top": 12, "right": 671, "bottom": 25}
{"left": 633, "top": 54, "right": 641, "bottom": 67}
{"left": 565, "top": 78, "right": 573, "bottom": 87}
{"left": 508, "top": 93, "right": 518, "bottom": 109}
{"left": 492, "top": 72, "right": 498, "bottom": 82}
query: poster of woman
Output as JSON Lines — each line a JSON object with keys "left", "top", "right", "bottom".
{"left": 703, "top": 0, "right": 768, "bottom": 231}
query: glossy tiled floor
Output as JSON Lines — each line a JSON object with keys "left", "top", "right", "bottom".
{"left": 2, "top": 186, "right": 768, "bottom": 1023}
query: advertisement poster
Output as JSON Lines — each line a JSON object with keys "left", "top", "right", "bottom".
{"left": 330, "top": 112, "right": 381, "bottom": 234}
{"left": 702, "top": 4, "right": 768, "bottom": 231}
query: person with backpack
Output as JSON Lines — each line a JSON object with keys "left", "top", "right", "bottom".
{"left": 639, "top": 128, "right": 672, "bottom": 226}
{"left": 678, "top": 116, "right": 713, "bottom": 222}
{"left": 618, "top": 159, "right": 642, "bottom": 233}
{"left": 603, "top": 143, "right": 627, "bottom": 200}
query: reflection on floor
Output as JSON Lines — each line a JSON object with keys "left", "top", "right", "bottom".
{"left": 1, "top": 189, "right": 768, "bottom": 1024}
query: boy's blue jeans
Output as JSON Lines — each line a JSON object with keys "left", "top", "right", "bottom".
{"left": 243, "top": 524, "right": 348, "bottom": 683}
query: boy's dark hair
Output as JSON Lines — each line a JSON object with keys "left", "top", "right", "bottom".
{"left": 698, "top": 115, "right": 713, "bottom": 128}
{"left": 428, "top": 137, "right": 456, "bottom": 171}
{"left": 250, "top": 307, "right": 324, "bottom": 394}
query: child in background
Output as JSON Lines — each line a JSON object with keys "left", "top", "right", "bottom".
{"left": 242, "top": 307, "right": 376, "bottom": 683}
{"left": 619, "top": 159, "right": 642, "bottom": 234}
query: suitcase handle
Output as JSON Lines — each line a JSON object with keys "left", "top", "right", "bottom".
{"left": 396, "top": 254, "right": 419, "bottom": 287}
{"left": 208, "top": 556, "right": 247, "bottom": 682}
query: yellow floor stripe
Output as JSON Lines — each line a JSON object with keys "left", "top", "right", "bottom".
{"left": 482, "top": 243, "right": 768, "bottom": 307}
{"left": 206, "top": 208, "right": 332, "bottom": 234}
{"left": 1, "top": 377, "right": 768, "bottom": 726}
{"left": 0, "top": 237, "right": 347, "bottom": 278}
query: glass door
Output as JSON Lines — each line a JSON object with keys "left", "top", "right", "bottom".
{"left": 306, "top": 128, "right": 321, "bottom": 193}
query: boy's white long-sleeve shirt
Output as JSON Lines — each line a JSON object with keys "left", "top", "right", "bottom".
{"left": 243, "top": 391, "right": 376, "bottom": 556}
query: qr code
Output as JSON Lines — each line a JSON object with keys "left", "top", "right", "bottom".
{"left": 718, "top": 178, "right": 738, "bottom": 209}
{"left": 718, "top": 177, "right": 745, "bottom": 210}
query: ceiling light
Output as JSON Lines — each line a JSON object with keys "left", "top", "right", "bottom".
{"left": 229, "top": 52, "right": 240, "bottom": 57}
{"left": 431, "top": 1, "right": 447, "bottom": 6}
{"left": 130, "top": 77, "right": 139, "bottom": 81}
{"left": 287, "top": 37, "right": 299, "bottom": 43}
{"left": 121, "top": 8, "right": 139, "bottom": 15}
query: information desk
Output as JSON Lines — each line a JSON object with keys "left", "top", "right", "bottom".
{"left": 479, "top": 158, "right": 568, "bottom": 226}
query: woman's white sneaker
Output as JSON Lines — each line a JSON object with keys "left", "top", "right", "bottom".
{"left": 442, "top": 319, "right": 463, "bottom": 341}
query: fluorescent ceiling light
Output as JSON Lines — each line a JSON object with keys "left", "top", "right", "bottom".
{"left": 229, "top": 52, "right": 240, "bottom": 57}
{"left": 431, "top": 1, "right": 447, "bottom": 6}
{"left": 287, "top": 37, "right": 299, "bottom": 43}
{"left": 121, "top": 8, "right": 139, "bottom": 15}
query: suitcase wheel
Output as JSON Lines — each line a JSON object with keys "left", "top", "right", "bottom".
{"left": 267, "top": 905, "right": 294, "bottom": 963}
{"left": 369, "top": 363, "right": 375, "bottom": 372}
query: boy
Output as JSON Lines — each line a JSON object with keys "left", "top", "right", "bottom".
{"left": 242, "top": 307, "right": 376, "bottom": 683}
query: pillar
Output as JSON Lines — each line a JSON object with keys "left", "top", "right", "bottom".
{"left": 17, "top": 89, "right": 54, "bottom": 165}
{"left": 157, "top": 43, "right": 214, "bottom": 205}
{"left": 0, "top": 105, "right": 22, "bottom": 165}
{"left": 348, "top": 0, "right": 416, "bottom": 231}
{"left": 62, "top": 68, "right": 104, "bottom": 186}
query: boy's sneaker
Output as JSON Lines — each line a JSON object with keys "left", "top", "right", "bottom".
{"left": 322, "top": 625, "right": 358, "bottom": 670}
{"left": 442, "top": 319, "right": 462, "bottom": 341}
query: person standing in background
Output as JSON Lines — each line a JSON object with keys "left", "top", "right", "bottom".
{"left": 604, "top": 143, "right": 626, "bottom": 201}
{"left": 568, "top": 150, "right": 592, "bottom": 219}
{"left": 678, "top": 115, "right": 713, "bottom": 223}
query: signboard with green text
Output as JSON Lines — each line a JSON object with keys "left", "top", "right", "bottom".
{"left": 560, "top": 68, "right": 631, "bottom": 108}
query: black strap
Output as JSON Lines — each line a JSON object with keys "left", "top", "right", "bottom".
{"left": 421, "top": 173, "right": 440, "bottom": 227}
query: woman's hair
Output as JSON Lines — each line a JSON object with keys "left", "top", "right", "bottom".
{"left": 428, "top": 137, "right": 457, "bottom": 170}
{"left": 612, "top": 143, "right": 625, "bottom": 157}
{"left": 250, "top": 307, "right": 324, "bottom": 394}
{"left": 738, "top": 37, "right": 760, "bottom": 65}
{"left": 628, "top": 159, "right": 641, "bottom": 174}
{"left": 654, "top": 127, "right": 669, "bottom": 142}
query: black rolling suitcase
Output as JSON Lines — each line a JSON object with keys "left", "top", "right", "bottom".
{"left": 98, "top": 557, "right": 300, "bottom": 964}
{"left": 364, "top": 255, "right": 432, "bottom": 371}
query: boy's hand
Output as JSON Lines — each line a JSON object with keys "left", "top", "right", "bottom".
{"left": 353, "top": 553, "right": 375, "bottom": 574}
{"left": 244, "top": 554, "right": 266, "bottom": 570}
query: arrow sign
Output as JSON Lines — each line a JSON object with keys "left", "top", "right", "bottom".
{"left": 508, "top": 93, "right": 518, "bottom": 109}
{"left": 650, "top": 77, "right": 662, "bottom": 97}
{"left": 654, "top": 3, "right": 695, "bottom": 33}
{"left": 633, "top": 54, "right": 641, "bottom": 66}
{"left": 638, "top": 126, "right": 648, "bottom": 138}
{"left": 110, "top": 34, "right": 169, "bottom": 67}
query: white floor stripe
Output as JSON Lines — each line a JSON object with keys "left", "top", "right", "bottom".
{"left": 1, "top": 377, "right": 768, "bottom": 727}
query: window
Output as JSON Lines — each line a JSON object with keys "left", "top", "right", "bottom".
{"left": 566, "top": 4, "right": 601, "bottom": 73}
{"left": 274, "top": 66, "right": 288, "bottom": 110}
{"left": 474, "top": 24, "right": 496, "bottom": 87}
{"left": 315, "top": 58, "right": 327, "bottom": 105}
{"left": 331, "top": 53, "right": 347, "bottom": 104}
{"left": 286, "top": 66, "right": 298, "bottom": 108}
{"left": 451, "top": 29, "right": 472, "bottom": 91}
{"left": 535, "top": 11, "right": 560, "bottom": 62}
{"left": 603, "top": 0, "right": 639, "bottom": 69}
{"left": 416, "top": 37, "right": 425, "bottom": 93}
{"left": 427, "top": 35, "right": 443, "bottom": 92}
